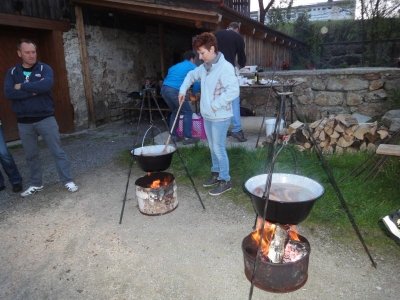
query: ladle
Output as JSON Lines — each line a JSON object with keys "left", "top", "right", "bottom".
{"left": 163, "top": 100, "right": 184, "bottom": 152}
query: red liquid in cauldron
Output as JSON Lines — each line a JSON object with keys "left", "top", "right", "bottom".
{"left": 253, "top": 183, "right": 314, "bottom": 202}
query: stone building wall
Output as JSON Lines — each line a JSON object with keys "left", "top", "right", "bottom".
{"left": 63, "top": 24, "right": 192, "bottom": 129}
{"left": 241, "top": 68, "right": 400, "bottom": 122}
{"left": 63, "top": 29, "right": 87, "bottom": 129}
{"left": 63, "top": 25, "right": 400, "bottom": 129}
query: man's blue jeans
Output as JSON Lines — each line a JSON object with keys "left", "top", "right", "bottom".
{"left": 18, "top": 116, "right": 73, "bottom": 186}
{"left": 231, "top": 96, "right": 242, "bottom": 133}
{"left": 0, "top": 125, "right": 22, "bottom": 187}
{"left": 161, "top": 86, "right": 193, "bottom": 138}
{"left": 203, "top": 118, "right": 231, "bottom": 182}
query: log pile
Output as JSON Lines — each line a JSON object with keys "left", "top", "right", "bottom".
{"left": 290, "top": 114, "right": 390, "bottom": 154}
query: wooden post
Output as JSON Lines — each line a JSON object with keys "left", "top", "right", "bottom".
{"left": 75, "top": 5, "right": 96, "bottom": 128}
{"left": 158, "top": 23, "right": 165, "bottom": 79}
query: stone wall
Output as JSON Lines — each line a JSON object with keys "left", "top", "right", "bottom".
{"left": 63, "top": 29, "right": 87, "bottom": 129}
{"left": 64, "top": 25, "right": 400, "bottom": 129}
{"left": 63, "top": 24, "right": 192, "bottom": 129}
{"left": 240, "top": 68, "right": 400, "bottom": 122}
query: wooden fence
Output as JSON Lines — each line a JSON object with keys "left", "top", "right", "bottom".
{"left": 244, "top": 35, "right": 292, "bottom": 69}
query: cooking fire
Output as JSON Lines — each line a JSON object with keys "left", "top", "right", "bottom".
{"left": 251, "top": 221, "right": 308, "bottom": 264}
{"left": 243, "top": 173, "right": 324, "bottom": 293}
{"left": 135, "top": 171, "right": 178, "bottom": 215}
{"left": 242, "top": 225, "right": 311, "bottom": 293}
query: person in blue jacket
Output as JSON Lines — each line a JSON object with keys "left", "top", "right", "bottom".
{"left": 3, "top": 39, "right": 78, "bottom": 197}
{"left": 161, "top": 51, "right": 200, "bottom": 145}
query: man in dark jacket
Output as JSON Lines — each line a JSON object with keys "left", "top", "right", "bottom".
{"left": 4, "top": 39, "right": 78, "bottom": 197}
{"left": 215, "top": 22, "right": 247, "bottom": 142}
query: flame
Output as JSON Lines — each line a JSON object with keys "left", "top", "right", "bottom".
{"left": 288, "top": 225, "right": 300, "bottom": 241}
{"left": 148, "top": 175, "right": 173, "bottom": 189}
{"left": 150, "top": 179, "right": 162, "bottom": 188}
{"left": 251, "top": 222, "right": 300, "bottom": 256}
{"left": 251, "top": 221, "right": 276, "bottom": 256}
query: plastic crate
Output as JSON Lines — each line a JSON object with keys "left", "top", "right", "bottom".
{"left": 177, "top": 114, "right": 207, "bottom": 140}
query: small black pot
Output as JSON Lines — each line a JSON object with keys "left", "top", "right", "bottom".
{"left": 132, "top": 145, "right": 176, "bottom": 172}
{"left": 244, "top": 173, "right": 324, "bottom": 224}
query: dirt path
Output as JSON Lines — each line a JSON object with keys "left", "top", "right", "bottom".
{"left": 0, "top": 160, "right": 399, "bottom": 300}
{"left": 0, "top": 121, "right": 399, "bottom": 299}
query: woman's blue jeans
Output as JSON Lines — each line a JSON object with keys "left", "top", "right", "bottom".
{"left": 203, "top": 118, "right": 231, "bottom": 182}
{"left": 0, "top": 125, "right": 22, "bottom": 187}
{"left": 161, "top": 86, "right": 193, "bottom": 138}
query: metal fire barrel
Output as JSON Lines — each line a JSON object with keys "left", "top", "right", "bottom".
{"left": 242, "top": 233, "right": 310, "bottom": 293}
{"left": 135, "top": 172, "right": 178, "bottom": 215}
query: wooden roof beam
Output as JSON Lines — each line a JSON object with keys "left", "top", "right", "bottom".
{"left": 71, "top": 0, "right": 221, "bottom": 24}
{"left": 0, "top": 13, "right": 70, "bottom": 31}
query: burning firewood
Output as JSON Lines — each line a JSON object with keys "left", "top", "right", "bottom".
{"left": 267, "top": 225, "right": 289, "bottom": 263}
{"left": 251, "top": 221, "right": 309, "bottom": 266}
{"left": 283, "top": 240, "right": 308, "bottom": 263}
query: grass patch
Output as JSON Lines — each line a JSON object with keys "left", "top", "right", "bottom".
{"left": 7, "top": 143, "right": 23, "bottom": 150}
{"left": 116, "top": 149, "right": 134, "bottom": 167}
{"left": 167, "top": 145, "right": 400, "bottom": 249}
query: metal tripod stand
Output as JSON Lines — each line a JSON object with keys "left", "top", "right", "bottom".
{"left": 248, "top": 84, "right": 376, "bottom": 300}
{"left": 119, "top": 88, "right": 205, "bottom": 224}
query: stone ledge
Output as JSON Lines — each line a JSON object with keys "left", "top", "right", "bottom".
{"left": 259, "top": 67, "right": 400, "bottom": 77}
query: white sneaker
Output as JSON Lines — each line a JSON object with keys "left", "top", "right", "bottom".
{"left": 65, "top": 181, "right": 78, "bottom": 192}
{"left": 21, "top": 186, "right": 44, "bottom": 197}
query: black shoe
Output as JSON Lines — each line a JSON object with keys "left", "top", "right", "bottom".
{"left": 227, "top": 130, "right": 232, "bottom": 137}
{"left": 209, "top": 180, "right": 232, "bottom": 196}
{"left": 231, "top": 130, "right": 247, "bottom": 142}
{"left": 182, "top": 137, "right": 200, "bottom": 145}
{"left": 203, "top": 172, "right": 219, "bottom": 187}
{"left": 0, "top": 185, "right": 5, "bottom": 191}
{"left": 12, "top": 183, "right": 23, "bottom": 193}
{"left": 382, "top": 209, "right": 400, "bottom": 241}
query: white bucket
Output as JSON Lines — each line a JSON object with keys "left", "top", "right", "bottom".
{"left": 265, "top": 118, "right": 284, "bottom": 137}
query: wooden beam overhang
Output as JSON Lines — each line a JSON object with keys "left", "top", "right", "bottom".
{"left": 71, "top": 0, "right": 222, "bottom": 25}
{"left": 0, "top": 13, "right": 70, "bottom": 31}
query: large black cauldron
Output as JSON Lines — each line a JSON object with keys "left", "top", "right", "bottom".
{"left": 132, "top": 145, "right": 176, "bottom": 172}
{"left": 244, "top": 173, "right": 324, "bottom": 224}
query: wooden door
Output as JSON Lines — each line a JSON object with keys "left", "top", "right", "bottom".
{"left": 0, "top": 26, "right": 74, "bottom": 141}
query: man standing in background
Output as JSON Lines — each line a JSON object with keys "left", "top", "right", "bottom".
{"left": 215, "top": 21, "right": 247, "bottom": 142}
{"left": 4, "top": 39, "right": 78, "bottom": 197}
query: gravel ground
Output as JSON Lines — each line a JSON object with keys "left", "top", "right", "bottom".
{"left": 0, "top": 120, "right": 399, "bottom": 299}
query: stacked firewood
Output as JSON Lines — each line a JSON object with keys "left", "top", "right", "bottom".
{"left": 290, "top": 114, "right": 390, "bottom": 154}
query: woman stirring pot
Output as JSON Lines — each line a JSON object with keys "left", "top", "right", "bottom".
{"left": 179, "top": 32, "right": 239, "bottom": 196}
